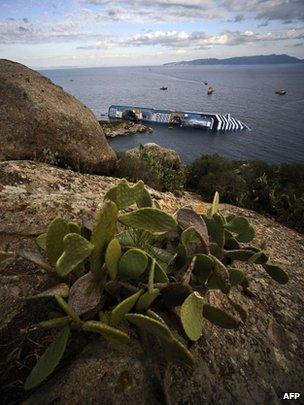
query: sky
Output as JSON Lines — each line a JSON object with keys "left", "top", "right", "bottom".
{"left": 0, "top": 0, "right": 303, "bottom": 68}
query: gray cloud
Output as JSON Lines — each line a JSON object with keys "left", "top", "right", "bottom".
{"left": 77, "top": 28, "right": 304, "bottom": 50}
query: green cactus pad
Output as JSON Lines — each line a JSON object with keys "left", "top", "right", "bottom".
{"left": 224, "top": 216, "right": 255, "bottom": 243}
{"left": 247, "top": 249, "right": 268, "bottom": 264}
{"left": 82, "top": 321, "right": 130, "bottom": 344}
{"left": 36, "top": 233, "right": 47, "bottom": 250}
{"left": 148, "top": 259, "right": 156, "bottom": 293}
{"left": 135, "top": 288, "right": 160, "bottom": 312}
{"left": 146, "top": 309, "right": 166, "bottom": 324}
{"left": 210, "top": 191, "right": 220, "bottom": 216}
{"left": 119, "top": 208, "right": 177, "bottom": 235}
{"left": 203, "top": 304, "right": 240, "bottom": 329}
{"left": 148, "top": 246, "right": 176, "bottom": 270}
{"left": 137, "top": 186, "right": 153, "bottom": 208}
{"left": 56, "top": 233, "right": 94, "bottom": 277}
{"left": 181, "top": 292, "right": 204, "bottom": 341}
{"left": 224, "top": 249, "right": 256, "bottom": 262}
{"left": 181, "top": 227, "right": 201, "bottom": 247}
{"left": 193, "top": 254, "right": 214, "bottom": 284}
{"left": 118, "top": 248, "right": 148, "bottom": 280}
{"left": 203, "top": 215, "right": 223, "bottom": 247}
{"left": 224, "top": 236, "right": 240, "bottom": 250}
{"left": 24, "top": 325, "right": 70, "bottom": 390}
{"left": 228, "top": 267, "right": 245, "bottom": 286}
{"left": 262, "top": 263, "right": 289, "bottom": 284}
{"left": 55, "top": 295, "right": 82, "bottom": 326}
{"left": 110, "top": 289, "right": 143, "bottom": 326}
{"left": 160, "top": 336, "right": 195, "bottom": 368}
{"left": 68, "top": 222, "right": 81, "bottom": 234}
{"left": 104, "top": 179, "right": 145, "bottom": 209}
{"left": 154, "top": 262, "right": 169, "bottom": 283}
{"left": 105, "top": 238, "right": 122, "bottom": 280}
{"left": 46, "top": 218, "right": 70, "bottom": 266}
{"left": 125, "top": 313, "right": 172, "bottom": 341}
{"left": 210, "top": 256, "right": 231, "bottom": 294}
{"left": 90, "top": 201, "right": 118, "bottom": 274}
{"left": 28, "top": 317, "right": 71, "bottom": 331}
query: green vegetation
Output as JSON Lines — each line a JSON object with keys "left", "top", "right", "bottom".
{"left": 115, "top": 147, "right": 186, "bottom": 193}
{"left": 4, "top": 179, "right": 288, "bottom": 389}
{"left": 187, "top": 154, "right": 304, "bottom": 233}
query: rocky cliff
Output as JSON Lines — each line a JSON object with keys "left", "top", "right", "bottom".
{"left": 0, "top": 160, "right": 303, "bottom": 404}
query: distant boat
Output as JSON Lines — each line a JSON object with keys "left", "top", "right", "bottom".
{"left": 207, "top": 86, "right": 214, "bottom": 95}
{"left": 275, "top": 89, "right": 286, "bottom": 95}
{"left": 108, "top": 105, "right": 250, "bottom": 131}
{"left": 160, "top": 86, "right": 168, "bottom": 90}
{"left": 204, "top": 81, "right": 208, "bottom": 85}
{"left": 70, "top": 79, "right": 74, "bottom": 82}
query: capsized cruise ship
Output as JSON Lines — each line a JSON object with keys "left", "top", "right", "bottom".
{"left": 108, "top": 105, "right": 250, "bottom": 131}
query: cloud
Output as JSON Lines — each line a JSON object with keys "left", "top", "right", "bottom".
{"left": 77, "top": 28, "right": 304, "bottom": 50}
{"left": 220, "top": 0, "right": 304, "bottom": 23}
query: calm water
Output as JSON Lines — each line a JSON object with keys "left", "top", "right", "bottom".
{"left": 42, "top": 65, "right": 304, "bottom": 163}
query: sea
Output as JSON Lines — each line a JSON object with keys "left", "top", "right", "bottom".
{"left": 41, "top": 64, "right": 304, "bottom": 164}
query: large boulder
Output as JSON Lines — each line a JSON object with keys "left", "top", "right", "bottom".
{"left": 0, "top": 160, "right": 303, "bottom": 404}
{"left": 0, "top": 59, "right": 116, "bottom": 174}
{"left": 126, "top": 143, "right": 182, "bottom": 169}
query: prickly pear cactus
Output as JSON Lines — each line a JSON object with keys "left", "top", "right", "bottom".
{"left": 22, "top": 179, "right": 289, "bottom": 389}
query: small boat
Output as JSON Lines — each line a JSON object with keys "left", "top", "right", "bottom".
{"left": 275, "top": 89, "right": 286, "bottom": 95}
{"left": 108, "top": 105, "right": 250, "bottom": 131}
{"left": 160, "top": 86, "right": 168, "bottom": 90}
{"left": 204, "top": 81, "right": 208, "bottom": 85}
{"left": 207, "top": 87, "right": 214, "bottom": 95}
{"left": 70, "top": 79, "right": 74, "bottom": 82}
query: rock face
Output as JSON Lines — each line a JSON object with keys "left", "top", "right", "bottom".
{"left": 126, "top": 143, "right": 182, "bottom": 169}
{"left": 0, "top": 160, "right": 303, "bottom": 404}
{"left": 0, "top": 59, "right": 116, "bottom": 174}
{"left": 99, "top": 120, "right": 153, "bottom": 138}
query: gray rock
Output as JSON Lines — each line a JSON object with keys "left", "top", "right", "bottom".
{"left": 126, "top": 143, "right": 182, "bottom": 169}
{"left": 0, "top": 59, "right": 116, "bottom": 174}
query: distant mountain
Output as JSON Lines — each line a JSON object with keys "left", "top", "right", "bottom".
{"left": 164, "top": 54, "right": 304, "bottom": 66}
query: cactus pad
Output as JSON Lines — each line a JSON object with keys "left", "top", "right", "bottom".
{"left": 105, "top": 238, "right": 122, "bottom": 280}
{"left": 24, "top": 326, "right": 70, "bottom": 390}
{"left": 118, "top": 248, "right": 148, "bottom": 280}
{"left": 82, "top": 321, "right": 130, "bottom": 344}
{"left": 90, "top": 201, "right": 118, "bottom": 274}
{"left": 46, "top": 218, "right": 70, "bottom": 266}
{"left": 104, "top": 179, "right": 145, "bottom": 209}
{"left": 125, "top": 313, "right": 172, "bottom": 340}
{"left": 56, "top": 233, "right": 94, "bottom": 277}
{"left": 181, "top": 292, "right": 204, "bottom": 341}
{"left": 224, "top": 216, "right": 255, "bottom": 243}
{"left": 110, "top": 289, "right": 143, "bottom": 326}
{"left": 135, "top": 288, "right": 160, "bottom": 312}
{"left": 119, "top": 208, "right": 177, "bottom": 234}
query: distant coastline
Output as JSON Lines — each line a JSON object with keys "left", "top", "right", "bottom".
{"left": 164, "top": 54, "right": 304, "bottom": 66}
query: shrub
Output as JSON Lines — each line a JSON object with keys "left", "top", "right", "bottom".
{"left": 186, "top": 154, "right": 234, "bottom": 189}
{"left": 115, "top": 148, "right": 186, "bottom": 193}
{"left": 187, "top": 155, "right": 304, "bottom": 233}
{"left": 2, "top": 180, "right": 288, "bottom": 389}
{"left": 197, "top": 171, "right": 246, "bottom": 205}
